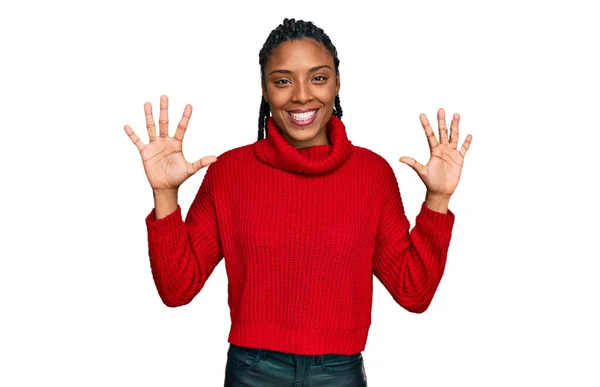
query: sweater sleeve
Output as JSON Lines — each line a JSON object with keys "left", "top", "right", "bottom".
{"left": 144, "top": 164, "right": 223, "bottom": 307}
{"left": 372, "top": 162, "right": 455, "bottom": 313}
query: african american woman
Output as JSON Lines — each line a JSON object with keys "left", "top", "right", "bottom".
{"left": 124, "top": 18, "right": 472, "bottom": 387}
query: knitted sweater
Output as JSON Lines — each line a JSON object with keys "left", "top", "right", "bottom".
{"left": 145, "top": 115, "right": 455, "bottom": 355}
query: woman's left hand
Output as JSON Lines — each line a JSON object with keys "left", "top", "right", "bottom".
{"left": 400, "top": 108, "right": 472, "bottom": 197}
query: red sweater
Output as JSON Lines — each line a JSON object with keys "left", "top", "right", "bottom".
{"left": 145, "top": 116, "right": 455, "bottom": 355}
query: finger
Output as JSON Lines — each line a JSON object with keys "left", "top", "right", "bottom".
{"left": 420, "top": 114, "right": 439, "bottom": 151}
{"left": 159, "top": 95, "right": 169, "bottom": 138}
{"left": 188, "top": 155, "right": 218, "bottom": 176}
{"left": 124, "top": 125, "right": 145, "bottom": 152}
{"left": 400, "top": 156, "right": 425, "bottom": 177}
{"left": 144, "top": 102, "right": 157, "bottom": 141}
{"left": 437, "top": 108, "right": 449, "bottom": 145}
{"left": 449, "top": 113, "right": 460, "bottom": 148}
{"left": 459, "top": 134, "right": 473, "bottom": 158}
{"left": 174, "top": 104, "right": 192, "bottom": 142}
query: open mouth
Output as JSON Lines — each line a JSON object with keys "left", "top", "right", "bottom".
{"left": 288, "top": 109, "right": 319, "bottom": 126}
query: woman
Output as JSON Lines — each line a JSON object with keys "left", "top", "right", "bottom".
{"left": 124, "top": 18, "right": 472, "bottom": 387}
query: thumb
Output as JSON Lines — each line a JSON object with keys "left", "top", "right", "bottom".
{"left": 189, "top": 155, "right": 218, "bottom": 176}
{"left": 399, "top": 156, "right": 425, "bottom": 176}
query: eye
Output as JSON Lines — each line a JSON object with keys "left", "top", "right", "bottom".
{"left": 312, "top": 75, "right": 328, "bottom": 82}
{"left": 274, "top": 79, "right": 290, "bottom": 85}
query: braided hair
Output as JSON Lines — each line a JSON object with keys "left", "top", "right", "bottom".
{"left": 258, "top": 18, "right": 343, "bottom": 140}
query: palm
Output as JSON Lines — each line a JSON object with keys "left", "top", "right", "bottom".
{"left": 140, "top": 137, "right": 189, "bottom": 190}
{"left": 400, "top": 109, "right": 472, "bottom": 196}
{"left": 124, "top": 95, "right": 217, "bottom": 191}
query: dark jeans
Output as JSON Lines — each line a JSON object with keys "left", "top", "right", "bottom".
{"left": 224, "top": 343, "right": 368, "bottom": 386}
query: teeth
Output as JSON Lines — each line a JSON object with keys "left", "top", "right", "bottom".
{"left": 290, "top": 110, "right": 317, "bottom": 121}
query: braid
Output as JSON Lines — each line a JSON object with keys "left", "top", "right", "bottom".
{"left": 257, "top": 18, "right": 343, "bottom": 140}
{"left": 258, "top": 98, "right": 270, "bottom": 140}
{"left": 333, "top": 94, "right": 342, "bottom": 119}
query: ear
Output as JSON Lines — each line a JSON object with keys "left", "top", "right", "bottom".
{"left": 335, "top": 71, "right": 341, "bottom": 95}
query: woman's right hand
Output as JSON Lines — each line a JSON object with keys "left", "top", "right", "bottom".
{"left": 124, "top": 95, "right": 217, "bottom": 191}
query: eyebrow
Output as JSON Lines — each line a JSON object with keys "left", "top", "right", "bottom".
{"left": 268, "top": 65, "right": 333, "bottom": 76}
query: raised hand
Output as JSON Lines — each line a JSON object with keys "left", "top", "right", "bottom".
{"left": 400, "top": 108, "right": 472, "bottom": 197}
{"left": 124, "top": 95, "right": 217, "bottom": 191}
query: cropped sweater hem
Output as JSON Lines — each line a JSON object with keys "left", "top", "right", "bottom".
{"left": 227, "top": 320, "right": 370, "bottom": 356}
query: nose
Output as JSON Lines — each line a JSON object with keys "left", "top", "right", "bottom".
{"left": 291, "top": 81, "right": 313, "bottom": 104}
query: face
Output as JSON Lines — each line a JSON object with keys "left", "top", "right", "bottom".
{"left": 262, "top": 38, "right": 340, "bottom": 149}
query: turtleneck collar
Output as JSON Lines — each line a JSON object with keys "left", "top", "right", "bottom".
{"left": 253, "top": 115, "right": 354, "bottom": 175}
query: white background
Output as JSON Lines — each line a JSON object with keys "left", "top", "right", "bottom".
{"left": 1, "top": 0, "right": 598, "bottom": 386}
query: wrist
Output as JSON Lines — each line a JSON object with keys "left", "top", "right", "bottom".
{"left": 153, "top": 188, "right": 179, "bottom": 200}
{"left": 425, "top": 191, "right": 451, "bottom": 200}
{"left": 425, "top": 191, "right": 451, "bottom": 213}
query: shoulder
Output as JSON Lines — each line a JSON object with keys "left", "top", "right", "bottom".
{"left": 351, "top": 145, "right": 386, "bottom": 162}
{"left": 218, "top": 143, "right": 255, "bottom": 160}
{"left": 348, "top": 145, "right": 402, "bottom": 196}
{"left": 206, "top": 143, "right": 255, "bottom": 172}
{"left": 350, "top": 145, "right": 397, "bottom": 177}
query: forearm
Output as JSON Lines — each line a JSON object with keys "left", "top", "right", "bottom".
{"left": 146, "top": 169, "right": 224, "bottom": 307}
{"left": 153, "top": 188, "right": 179, "bottom": 219}
{"left": 375, "top": 238, "right": 448, "bottom": 313}
{"left": 149, "top": 229, "right": 202, "bottom": 307}
{"left": 146, "top": 207, "right": 221, "bottom": 308}
{"left": 374, "top": 202, "right": 455, "bottom": 313}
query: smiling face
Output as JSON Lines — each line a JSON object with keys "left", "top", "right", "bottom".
{"left": 262, "top": 38, "right": 340, "bottom": 149}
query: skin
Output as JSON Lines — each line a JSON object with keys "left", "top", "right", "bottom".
{"left": 124, "top": 96, "right": 217, "bottom": 218}
{"left": 402, "top": 109, "right": 473, "bottom": 213}
{"left": 262, "top": 38, "right": 340, "bottom": 149}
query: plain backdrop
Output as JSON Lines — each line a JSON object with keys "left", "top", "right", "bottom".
{"left": 1, "top": 0, "right": 598, "bottom": 386}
